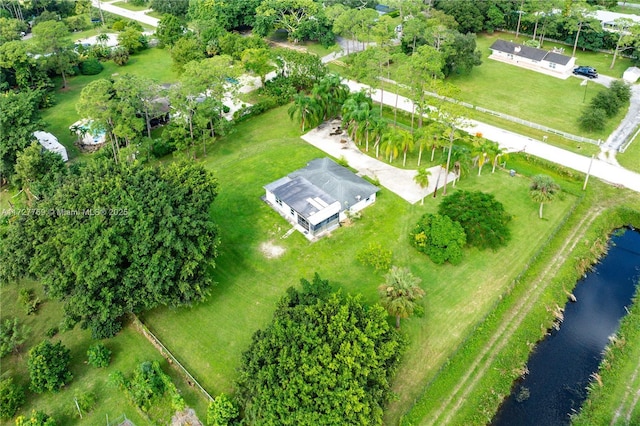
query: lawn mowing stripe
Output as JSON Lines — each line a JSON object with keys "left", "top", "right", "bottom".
{"left": 425, "top": 206, "right": 604, "bottom": 426}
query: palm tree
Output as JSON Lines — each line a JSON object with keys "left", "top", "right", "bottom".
{"left": 414, "top": 167, "right": 431, "bottom": 205}
{"left": 471, "top": 134, "right": 491, "bottom": 176}
{"left": 378, "top": 266, "right": 425, "bottom": 329}
{"left": 446, "top": 145, "right": 471, "bottom": 187}
{"left": 487, "top": 142, "right": 507, "bottom": 173}
{"left": 381, "top": 128, "right": 402, "bottom": 163}
{"left": 398, "top": 128, "right": 414, "bottom": 167}
{"left": 288, "top": 94, "right": 322, "bottom": 132}
{"left": 341, "top": 93, "right": 372, "bottom": 145}
{"left": 312, "top": 74, "right": 349, "bottom": 120}
{"left": 529, "top": 174, "right": 560, "bottom": 219}
{"left": 370, "top": 115, "right": 388, "bottom": 158}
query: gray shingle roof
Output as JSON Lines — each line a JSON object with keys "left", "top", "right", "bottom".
{"left": 490, "top": 39, "right": 571, "bottom": 65}
{"left": 269, "top": 176, "right": 337, "bottom": 219}
{"left": 290, "top": 158, "right": 380, "bottom": 210}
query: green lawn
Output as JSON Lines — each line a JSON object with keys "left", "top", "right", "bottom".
{"left": 40, "top": 47, "right": 177, "bottom": 160}
{"left": 371, "top": 32, "right": 629, "bottom": 143}
{"left": 142, "top": 105, "right": 578, "bottom": 425}
{"left": 112, "top": 1, "right": 149, "bottom": 12}
{"left": 0, "top": 282, "right": 208, "bottom": 425}
{"left": 618, "top": 131, "right": 640, "bottom": 173}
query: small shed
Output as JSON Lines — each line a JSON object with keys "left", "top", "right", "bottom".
{"left": 33, "top": 131, "right": 68, "bottom": 161}
{"left": 623, "top": 66, "right": 640, "bottom": 83}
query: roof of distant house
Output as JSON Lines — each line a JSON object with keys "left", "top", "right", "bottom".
{"left": 490, "top": 39, "right": 572, "bottom": 65}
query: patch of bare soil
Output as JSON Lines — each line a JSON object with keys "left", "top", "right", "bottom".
{"left": 171, "top": 408, "right": 203, "bottom": 426}
{"left": 260, "top": 240, "right": 286, "bottom": 259}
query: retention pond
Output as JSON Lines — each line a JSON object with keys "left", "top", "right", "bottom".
{"left": 491, "top": 228, "right": 640, "bottom": 426}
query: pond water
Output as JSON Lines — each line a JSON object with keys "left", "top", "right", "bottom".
{"left": 490, "top": 228, "right": 640, "bottom": 426}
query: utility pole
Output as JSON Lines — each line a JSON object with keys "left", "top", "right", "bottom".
{"left": 583, "top": 154, "right": 595, "bottom": 190}
{"left": 515, "top": 0, "right": 525, "bottom": 39}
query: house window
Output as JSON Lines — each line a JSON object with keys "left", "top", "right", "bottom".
{"left": 508, "top": 54, "right": 513, "bottom": 59}
{"left": 549, "top": 62, "right": 556, "bottom": 69}
{"left": 275, "top": 197, "right": 282, "bottom": 206}
{"left": 290, "top": 208, "right": 295, "bottom": 216}
{"left": 365, "top": 197, "right": 370, "bottom": 202}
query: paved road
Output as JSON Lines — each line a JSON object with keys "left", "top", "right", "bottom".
{"left": 341, "top": 79, "right": 640, "bottom": 193}
{"left": 91, "top": 0, "right": 159, "bottom": 27}
{"left": 618, "top": 1, "right": 640, "bottom": 8}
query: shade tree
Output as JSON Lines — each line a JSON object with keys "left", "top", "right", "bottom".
{"left": 438, "top": 190, "right": 512, "bottom": 250}
{"left": 410, "top": 213, "right": 466, "bottom": 265}
{"left": 0, "top": 160, "right": 220, "bottom": 338}
{"left": 0, "top": 89, "right": 43, "bottom": 184}
{"left": 236, "top": 274, "right": 404, "bottom": 425}
{"left": 32, "top": 20, "right": 77, "bottom": 88}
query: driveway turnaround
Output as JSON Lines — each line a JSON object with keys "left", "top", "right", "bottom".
{"left": 302, "top": 120, "right": 456, "bottom": 204}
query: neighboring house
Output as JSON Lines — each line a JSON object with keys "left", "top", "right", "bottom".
{"left": 264, "top": 158, "right": 380, "bottom": 239}
{"left": 489, "top": 40, "right": 576, "bottom": 78}
{"left": 592, "top": 10, "right": 640, "bottom": 32}
{"left": 33, "top": 131, "right": 68, "bottom": 162}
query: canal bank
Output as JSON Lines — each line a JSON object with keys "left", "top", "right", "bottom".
{"left": 491, "top": 228, "right": 640, "bottom": 426}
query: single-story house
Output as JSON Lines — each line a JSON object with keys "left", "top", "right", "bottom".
{"left": 33, "top": 131, "right": 68, "bottom": 161}
{"left": 623, "top": 66, "right": 640, "bottom": 83}
{"left": 489, "top": 40, "right": 576, "bottom": 78}
{"left": 264, "top": 158, "right": 380, "bottom": 239}
{"left": 592, "top": 10, "right": 640, "bottom": 32}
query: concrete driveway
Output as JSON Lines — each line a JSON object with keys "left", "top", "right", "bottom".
{"left": 302, "top": 120, "right": 456, "bottom": 204}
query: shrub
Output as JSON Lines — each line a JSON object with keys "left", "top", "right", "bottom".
{"left": 15, "top": 410, "right": 56, "bottom": 426}
{"left": 0, "top": 318, "right": 29, "bottom": 358}
{"left": 111, "top": 47, "right": 130, "bottom": 65}
{"left": 45, "top": 327, "right": 58, "bottom": 338}
{"left": 590, "top": 90, "right": 621, "bottom": 118}
{"left": 438, "top": 190, "right": 512, "bottom": 250}
{"left": 152, "top": 138, "right": 176, "bottom": 158}
{"left": 410, "top": 213, "right": 466, "bottom": 265}
{"left": 609, "top": 80, "right": 631, "bottom": 103}
{"left": 261, "top": 76, "right": 297, "bottom": 104}
{"left": 357, "top": 242, "right": 392, "bottom": 272}
{"left": 27, "top": 340, "right": 73, "bottom": 393}
{"left": 19, "top": 288, "right": 40, "bottom": 315}
{"left": 87, "top": 343, "right": 112, "bottom": 368}
{"left": 578, "top": 107, "right": 607, "bottom": 132}
{"left": 0, "top": 377, "right": 24, "bottom": 419}
{"left": 207, "top": 393, "right": 239, "bottom": 426}
{"left": 70, "top": 392, "right": 96, "bottom": 418}
{"left": 79, "top": 58, "right": 104, "bottom": 75}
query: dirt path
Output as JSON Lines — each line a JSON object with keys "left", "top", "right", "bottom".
{"left": 425, "top": 206, "right": 604, "bottom": 426}
{"left": 611, "top": 357, "right": 640, "bottom": 425}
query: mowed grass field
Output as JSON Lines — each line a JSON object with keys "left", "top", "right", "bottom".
{"left": 141, "top": 105, "right": 577, "bottom": 424}
{"left": 378, "top": 31, "right": 630, "bottom": 143}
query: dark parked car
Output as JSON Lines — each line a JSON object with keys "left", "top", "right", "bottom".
{"left": 573, "top": 66, "right": 598, "bottom": 78}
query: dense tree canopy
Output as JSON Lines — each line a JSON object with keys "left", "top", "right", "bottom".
{"left": 0, "top": 160, "right": 220, "bottom": 338}
{"left": 410, "top": 213, "right": 466, "bottom": 265}
{"left": 237, "top": 274, "right": 404, "bottom": 425}
{"left": 438, "top": 190, "right": 512, "bottom": 250}
{"left": 0, "top": 90, "right": 43, "bottom": 183}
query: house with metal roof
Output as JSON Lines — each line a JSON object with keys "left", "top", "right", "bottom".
{"left": 264, "top": 158, "right": 380, "bottom": 239}
{"left": 489, "top": 39, "right": 576, "bottom": 78}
